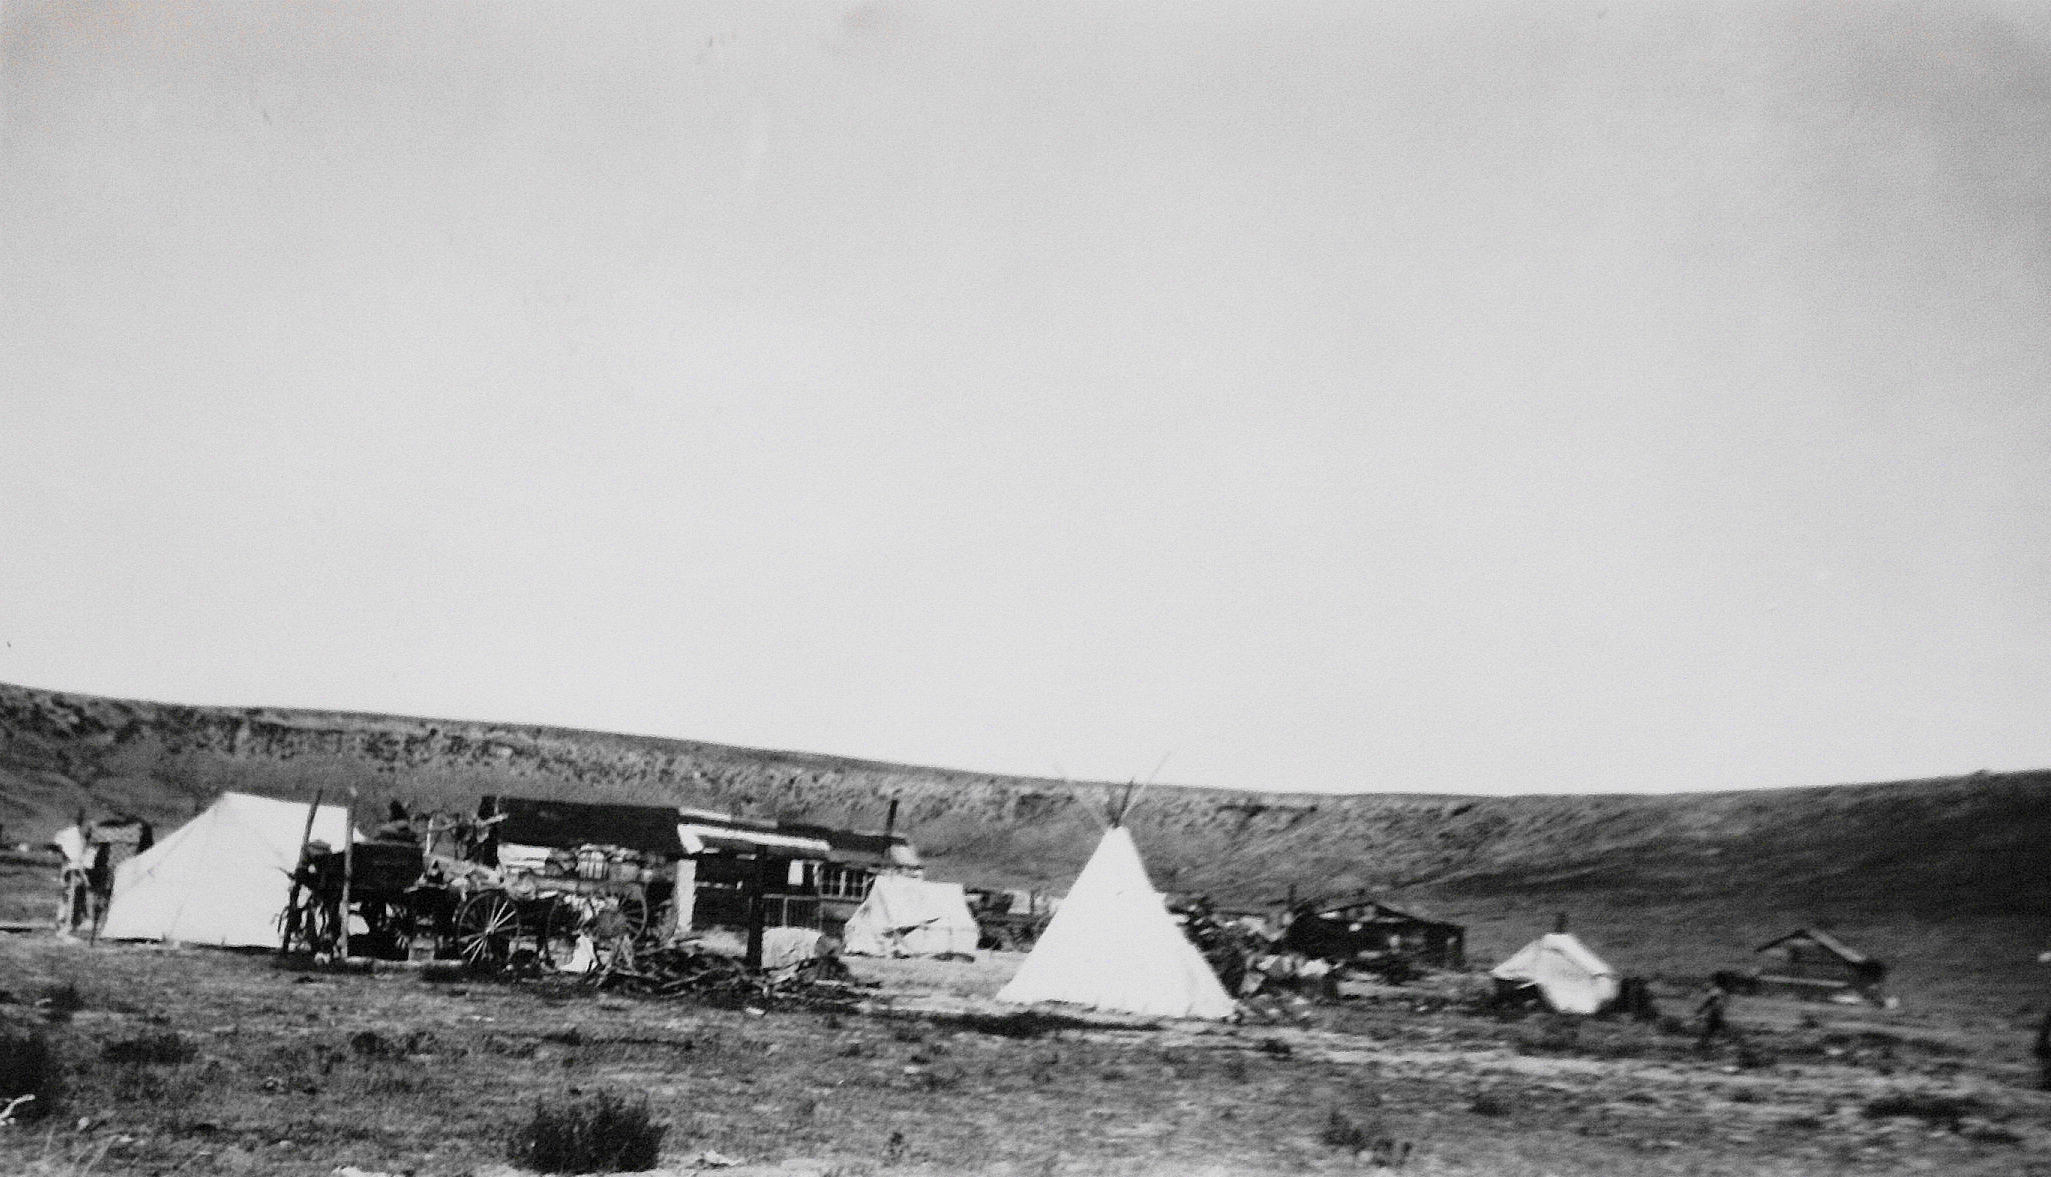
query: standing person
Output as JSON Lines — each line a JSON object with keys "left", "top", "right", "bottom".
{"left": 49, "top": 825, "right": 90, "bottom": 937}
{"left": 1694, "top": 981, "right": 1731, "bottom": 1053}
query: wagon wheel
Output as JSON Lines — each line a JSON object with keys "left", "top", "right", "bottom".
{"left": 376, "top": 897, "right": 419, "bottom": 962}
{"left": 618, "top": 892, "right": 652, "bottom": 944}
{"left": 366, "top": 896, "right": 429, "bottom": 962}
{"left": 452, "top": 890, "right": 521, "bottom": 969}
{"left": 536, "top": 896, "right": 586, "bottom": 971}
{"left": 586, "top": 894, "right": 650, "bottom": 974}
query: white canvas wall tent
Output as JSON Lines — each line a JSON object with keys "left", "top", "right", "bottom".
{"left": 100, "top": 792, "right": 357, "bottom": 948}
{"left": 840, "top": 875, "right": 981, "bottom": 957}
{"left": 995, "top": 825, "right": 1237, "bottom": 1020}
{"left": 1490, "top": 932, "right": 1620, "bottom": 1015}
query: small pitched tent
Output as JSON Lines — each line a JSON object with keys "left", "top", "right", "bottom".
{"left": 100, "top": 792, "right": 355, "bottom": 948}
{"left": 841, "top": 875, "right": 981, "bottom": 957}
{"left": 996, "top": 826, "right": 1236, "bottom": 1020}
{"left": 1491, "top": 932, "right": 1620, "bottom": 1015}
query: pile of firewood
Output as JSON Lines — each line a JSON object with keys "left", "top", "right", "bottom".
{"left": 585, "top": 944, "right": 874, "bottom": 1010}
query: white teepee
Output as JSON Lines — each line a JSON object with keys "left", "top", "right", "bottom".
{"left": 1490, "top": 932, "right": 1619, "bottom": 1015}
{"left": 100, "top": 792, "right": 355, "bottom": 948}
{"left": 995, "top": 826, "right": 1236, "bottom": 1020}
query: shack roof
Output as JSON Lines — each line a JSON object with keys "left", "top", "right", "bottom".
{"left": 482, "top": 796, "right": 687, "bottom": 858}
{"left": 1299, "top": 895, "right": 1463, "bottom": 930}
{"left": 779, "top": 821, "right": 919, "bottom": 868}
{"left": 481, "top": 795, "right": 915, "bottom": 865}
{"left": 1754, "top": 927, "right": 1873, "bottom": 964}
{"left": 677, "top": 819, "right": 834, "bottom": 858}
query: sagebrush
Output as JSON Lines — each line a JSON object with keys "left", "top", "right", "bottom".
{"left": 507, "top": 1089, "right": 667, "bottom": 1174}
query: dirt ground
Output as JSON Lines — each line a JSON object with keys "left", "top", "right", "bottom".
{"left": 1, "top": 934, "right": 2049, "bottom": 1176}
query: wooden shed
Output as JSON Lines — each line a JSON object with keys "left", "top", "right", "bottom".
{"left": 1753, "top": 927, "right": 1887, "bottom": 1002}
{"left": 1281, "top": 896, "right": 1466, "bottom": 969}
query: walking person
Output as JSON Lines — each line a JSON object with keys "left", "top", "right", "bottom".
{"left": 1694, "top": 980, "right": 1732, "bottom": 1053}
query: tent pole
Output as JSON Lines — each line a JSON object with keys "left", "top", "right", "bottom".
{"left": 337, "top": 789, "right": 358, "bottom": 961}
{"left": 278, "top": 788, "right": 325, "bottom": 958}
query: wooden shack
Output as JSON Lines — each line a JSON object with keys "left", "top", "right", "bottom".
{"left": 1281, "top": 896, "right": 1465, "bottom": 969}
{"left": 680, "top": 809, "right": 919, "bottom": 935}
{"left": 1753, "top": 927, "right": 1887, "bottom": 1003}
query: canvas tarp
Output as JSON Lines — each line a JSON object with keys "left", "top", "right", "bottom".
{"left": 1490, "top": 932, "right": 1620, "bottom": 1015}
{"left": 840, "top": 875, "right": 980, "bottom": 957}
{"left": 100, "top": 792, "right": 355, "bottom": 948}
{"left": 995, "top": 827, "right": 1237, "bottom": 1020}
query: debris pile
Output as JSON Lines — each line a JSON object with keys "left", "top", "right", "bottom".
{"left": 585, "top": 944, "right": 875, "bottom": 1010}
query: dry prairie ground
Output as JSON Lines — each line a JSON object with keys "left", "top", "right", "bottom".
{"left": 1, "top": 936, "right": 2048, "bottom": 1176}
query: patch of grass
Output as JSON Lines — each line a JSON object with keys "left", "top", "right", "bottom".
{"left": 101, "top": 1031, "right": 197, "bottom": 1065}
{"left": 1734, "top": 1042, "right": 1776, "bottom": 1070}
{"left": 0, "top": 1029, "right": 60, "bottom": 1122}
{"left": 1862, "top": 1091, "right": 1983, "bottom": 1130}
{"left": 507, "top": 1089, "right": 667, "bottom": 1174}
{"left": 944, "top": 1010, "right": 1089, "bottom": 1039}
{"left": 1961, "top": 1121, "right": 2022, "bottom": 1145}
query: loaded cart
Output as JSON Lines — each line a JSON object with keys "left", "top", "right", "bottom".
{"left": 278, "top": 797, "right": 684, "bottom": 972}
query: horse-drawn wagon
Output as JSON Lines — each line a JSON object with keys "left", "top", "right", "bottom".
{"left": 278, "top": 799, "right": 680, "bottom": 971}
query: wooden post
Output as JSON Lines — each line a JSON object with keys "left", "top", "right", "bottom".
{"left": 744, "top": 853, "right": 770, "bottom": 971}
{"left": 337, "top": 789, "right": 358, "bottom": 960}
{"left": 278, "top": 788, "right": 326, "bottom": 957}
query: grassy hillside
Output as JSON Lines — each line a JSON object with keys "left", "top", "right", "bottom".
{"left": 4, "top": 681, "right": 2047, "bottom": 1015}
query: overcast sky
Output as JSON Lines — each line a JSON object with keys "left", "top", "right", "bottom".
{"left": 4, "top": 1, "right": 2048, "bottom": 794}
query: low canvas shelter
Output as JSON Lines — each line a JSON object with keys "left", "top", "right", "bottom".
{"left": 1491, "top": 932, "right": 1620, "bottom": 1015}
{"left": 996, "top": 826, "right": 1237, "bottom": 1020}
{"left": 840, "top": 875, "right": 980, "bottom": 957}
{"left": 100, "top": 792, "right": 355, "bottom": 948}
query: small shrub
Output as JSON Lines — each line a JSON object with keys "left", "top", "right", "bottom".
{"left": 0, "top": 1031, "right": 60, "bottom": 1122}
{"left": 483, "top": 1035, "right": 539, "bottom": 1059}
{"left": 1320, "top": 1109, "right": 1412, "bottom": 1167}
{"left": 38, "top": 983, "right": 84, "bottom": 1014}
{"left": 1322, "top": 1109, "right": 1371, "bottom": 1152}
{"left": 101, "top": 1032, "right": 196, "bottom": 1066}
{"left": 1516, "top": 1015, "right": 1582, "bottom": 1055}
{"left": 36, "top": 982, "right": 83, "bottom": 1024}
{"left": 508, "top": 1090, "right": 667, "bottom": 1174}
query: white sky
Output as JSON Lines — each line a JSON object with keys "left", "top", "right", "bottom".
{"left": 4, "top": 1, "right": 2049, "bottom": 794}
